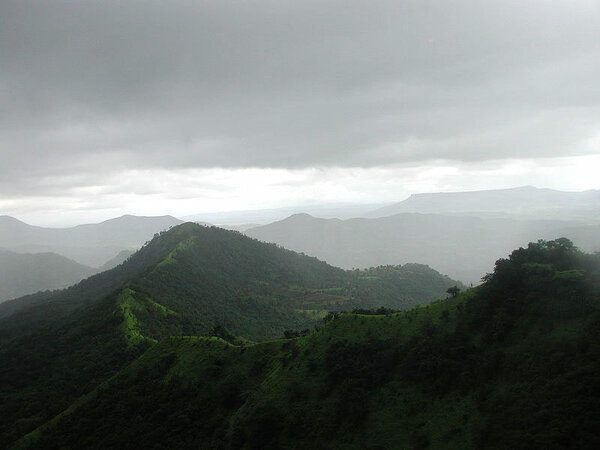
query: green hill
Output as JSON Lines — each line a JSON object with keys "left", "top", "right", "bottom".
{"left": 9, "top": 237, "right": 600, "bottom": 449}
{"left": 0, "top": 223, "right": 459, "bottom": 447}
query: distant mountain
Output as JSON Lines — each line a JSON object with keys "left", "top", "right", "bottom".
{"left": 0, "top": 250, "right": 94, "bottom": 303}
{"left": 184, "top": 202, "right": 387, "bottom": 226}
{"left": 0, "top": 223, "right": 459, "bottom": 337}
{"left": 14, "top": 239, "right": 600, "bottom": 449}
{"left": 0, "top": 223, "right": 460, "bottom": 446}
{"left": 246, "top": 212, "right": 600, "bottom": 284}
{"left": 97, "top": 249, "right": 135, "bottom": 272}
{"left": 0, "top": 214, "right": 183, "bottom": 267}
{"left": 369, "top": 186, "right": 600, "bottom": 221}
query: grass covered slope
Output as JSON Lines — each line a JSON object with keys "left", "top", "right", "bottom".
{"left": 20, "top": 305, "right": 475, "bottom": 450}
{"left": 0, "top": 223, "right": 459, "bottom": 447}
{"left": 20, "top": 238, "right": 600, "bottom": 449}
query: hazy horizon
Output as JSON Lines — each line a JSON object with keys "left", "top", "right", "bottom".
{"left": 2, "top": 1, "right": 599, "bottom": 226}
{"left": 2, "top": 184, "right": 598, "bottom": 228}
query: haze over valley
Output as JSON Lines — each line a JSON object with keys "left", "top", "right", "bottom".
{"left": 2, "top": 186, "right": 597, "bottom": 302}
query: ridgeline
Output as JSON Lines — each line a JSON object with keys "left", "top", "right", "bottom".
{"left": 17, "top": 238, "right": 600, "bottom": 449}
{"left": 0, "top": 223, "right": 460, "bottom": 447}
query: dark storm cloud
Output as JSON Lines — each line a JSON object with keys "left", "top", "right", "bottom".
{"left": 1, "top": 0, "right": 599, "bottom": 189}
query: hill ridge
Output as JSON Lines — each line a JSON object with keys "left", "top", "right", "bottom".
{"left": 14, "top": 238, "right": 600, "bottom": 449}
{"left": 0, "top": 223, "right": 461, "bottom": 446}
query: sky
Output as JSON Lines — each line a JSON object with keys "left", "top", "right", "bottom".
{"left": 1, "top": 0, "right": 599, "bottom": 226}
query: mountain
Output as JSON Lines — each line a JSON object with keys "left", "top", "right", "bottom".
{"left": 97, "top": 249, "right": 135, "bottom": 272}
{"left": 246, "top": 212, "right": 600, "bottom": 284}
{"left": 0, "top": 214, "right": 183, "bottom": 267}
{"left": 0, "top": 250, "right": 95, "bottom": 303}
{"left": 183, "top": 202, "right": 387, "bottom": 226}
{"left": 0, "top": 223, "right": 459, "bottom": 446}
{"left": 13, "top": 238, "right": 600, "bottom": 449}
{"left": 369, "top": 186, "right": 600, "bottom": 221}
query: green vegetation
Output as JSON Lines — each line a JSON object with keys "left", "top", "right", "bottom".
{"left": 0, "top": 223, "right": 460, "bottom": 447}
{"left": 7, "top": 238, "right": 600, "bottom": 448}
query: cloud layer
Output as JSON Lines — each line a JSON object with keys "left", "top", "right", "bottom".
{"left": 1, "top": 0, "right": 599, "bottom": 223}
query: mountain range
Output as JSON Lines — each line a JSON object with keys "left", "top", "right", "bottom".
{"left": 1, "top": 186, "right": 598, "bottom": 301}
{"left": 0, "top": 250, "right": 95, "bottom": 303}
{"left": 369, "top": 186, "right": 600, "bottom": 221}
{"left": 246, "top": 212, "right": 600, "bottom": 284}
{"left": 183, "top": 202, "right": 387, "bottom": 228}
{"left": 0, "top": 214, "right": 183, "bottom": 267}
{"left": 0, "top": 223, "right": 461, "bottom": 447}
{"left": 5, "top": 235, "right": 599, "bottom": 448}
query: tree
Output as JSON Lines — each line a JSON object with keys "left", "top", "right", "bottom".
{"left": 446, "top": 286, "right": 461, "bottom": 298}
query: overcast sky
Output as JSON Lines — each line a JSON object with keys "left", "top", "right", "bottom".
{"left": 1, "top": 0, "right": 599, "bottom": 226}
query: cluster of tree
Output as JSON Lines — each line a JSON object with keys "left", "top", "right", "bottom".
{"left": 446, "top": 285, "right": 461, "bottom": 297}
{"left": 0, "top": 292, "right": 149, "bottom": 447}
{"left": 6, "top": 223, "right": 594, "bottom": 448}
{"left": 281, "top": 329, "right": 312, "bottom": 339}
{"left": 22, "top": 238, "right": 600, "bottom": 449}
{"left": 350, "top": 306, "right": 398, "bottom": 315}
{"left": 344, "top": 264, "right": 465, "bottom": 311}
{"left": 0, "top": 223, "right": 355, "bottom": 444}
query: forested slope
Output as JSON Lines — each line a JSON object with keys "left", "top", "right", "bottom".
{"left": 14, "top": 238, "right": 600, "bottom": 449}
{"left": 0, "top": 223, "right": 459, "bottom": 447}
